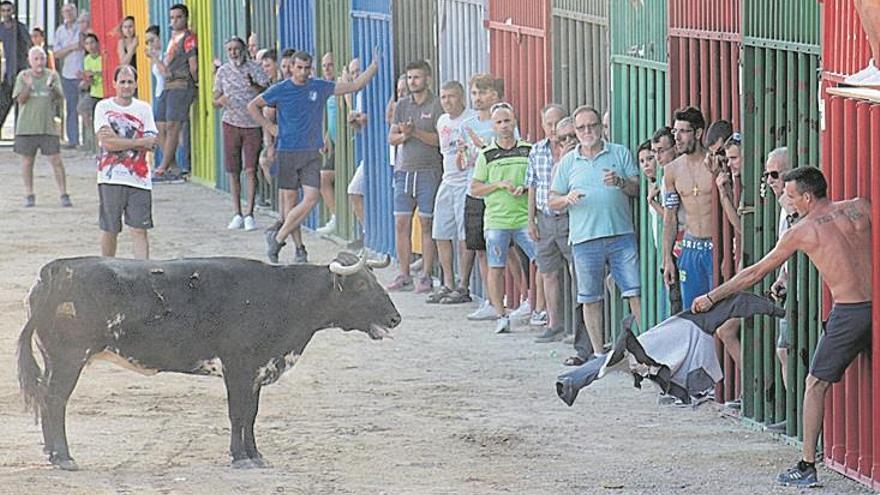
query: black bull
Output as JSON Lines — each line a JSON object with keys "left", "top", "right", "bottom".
{"left": 17, "top": 253, "right": 400, "bottom": 470}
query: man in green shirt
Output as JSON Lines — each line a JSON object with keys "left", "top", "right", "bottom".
{"left": 471, "top": 102, "right": 536, "bottom": 334}
{"left": 13, "top": 46, "right": 70, "bottom": 207}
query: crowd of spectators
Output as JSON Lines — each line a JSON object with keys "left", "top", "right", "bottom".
{"left": 10, "top": 3, "right": 795, "bottom": 381}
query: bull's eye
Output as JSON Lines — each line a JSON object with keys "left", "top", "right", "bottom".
{"left": 354, "top": 280, "right": 368, "bottom": 291}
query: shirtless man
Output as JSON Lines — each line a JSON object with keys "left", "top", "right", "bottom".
{"left": 692, "top": 167, "right": 872, "bottom": 488}
{"left": 663, "top": 107, "right": 717, "bottom": 309}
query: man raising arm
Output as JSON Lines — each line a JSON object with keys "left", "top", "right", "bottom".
{"left": 691, "top": 167, "right": 872, "bottom": 488}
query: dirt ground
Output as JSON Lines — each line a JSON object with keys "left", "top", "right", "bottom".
{"left": 0, "top": 149, "right": 874, "bottom": 495}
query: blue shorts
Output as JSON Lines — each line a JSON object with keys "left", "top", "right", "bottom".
{"left": 393, "top": 169, "right": 441, "bottom": 217}
{"left": 678, "top": 235, "right": 714, "bottom": 310}
{"left": 572, "top": 233, "right": 640, "bottom": 304}
{"left": 485, "top": 228, "right": 536, "bottom": 268}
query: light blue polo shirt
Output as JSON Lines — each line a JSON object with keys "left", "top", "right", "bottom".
{"left": 551, "top": 140, "right": 639, "bottom": 244}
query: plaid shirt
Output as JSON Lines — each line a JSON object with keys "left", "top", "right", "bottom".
{"left": 525, "top": 138, "right": 560, "bottom": 215}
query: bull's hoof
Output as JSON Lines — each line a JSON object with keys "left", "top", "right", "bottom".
{"left": 231, "top": 458, "right": 257, "bottom": 469}
{"left": 249, "top": 457, "right": 269, "bottom": 469}
{"left": 50, "top": 456, "right": 79, "bottom": 471}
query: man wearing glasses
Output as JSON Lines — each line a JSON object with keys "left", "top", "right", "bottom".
{"left": 549, "top": 106, "right": 641, "bottom": 357}
{"left": 650, "top": 126, "right": 683, "bottom": 313}
{"left": 526, "top": 105, "right": 578, "bottom": 344}
{"left": 762, "top": 147, "right": 795, "bottom": 432}
{"left": 662, "top": 107, "right": 715, "bottom": 311}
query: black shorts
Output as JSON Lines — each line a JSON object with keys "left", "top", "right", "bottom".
{"left": 98, "top": 184, "right": 153, "bottom": 233}
{"left": 155, "top": 87, "right": 195, "bottom": 122}
{"left": 277, "top": 150, "right": 321, "bottom": 190}
{"left": 14, "top": 134, "right": 60, "bottom": 157}
{"left": 464, "top": 194, "right": 486, "bottom": 251}
{"left": 810, "top": 302, "right": 872, "bottom": 383}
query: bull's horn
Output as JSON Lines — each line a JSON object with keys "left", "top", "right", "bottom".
{"left": 328, "top": 254, "right": 367, "bottom": 275}
{"left": 366, "top": 254, "right": 391, "bottom": 269}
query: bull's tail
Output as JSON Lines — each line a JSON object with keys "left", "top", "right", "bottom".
{"left": 18, "top": 318, "right": 45, "bottom": 421}
{"left": 18, "top": 276, "right": 48, "bottom": 422}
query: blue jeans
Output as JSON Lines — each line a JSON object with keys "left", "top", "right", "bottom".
{"left": 484, "top": 227, "right": 536, "bottom": 268}
{"left": 572, "top": 233, "right": 641, "bottom": 303}
{"left": 61, "top": 77, "right": 80, "bottom": 145}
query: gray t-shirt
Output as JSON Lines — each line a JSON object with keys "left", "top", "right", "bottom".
{"left": 392, "top": 92, "right": 442, "bottom": 172}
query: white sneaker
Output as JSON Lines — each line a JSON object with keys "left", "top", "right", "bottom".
{"left": 845, "top": 59, "right": 880, "bottom": 86}
{"left": 316, "top": 215, "right": 336, "bottom": 234}
{"left": 529, "top": 310, "right": 548, "bottom": 326}
{"left": 243, "top": 215, "right": 257, "bottom": 231}
{"left": 227, "top": 214, "right": 244, "bottom": 230}
{"left": 509, "top": 299, "right": 532, "bottom": 321}
{"left": 495, "top": 315, "right": 511, "bottom": 334}
{"left": 467, "top": 300, "right": 497, "bottom": 321}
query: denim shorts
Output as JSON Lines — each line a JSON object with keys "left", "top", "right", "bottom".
{"left": 484, "top": 227, "right": 536, "bottom": 268}
{"left": 393, "top": 169, "right": 441, "bottom": 217}
{"left": 572, "top": 233, "right": 640, "bottom": 303}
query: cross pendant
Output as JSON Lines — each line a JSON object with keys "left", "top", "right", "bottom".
{"left": 692, "top": 185, "right": 700, "bottom": 196}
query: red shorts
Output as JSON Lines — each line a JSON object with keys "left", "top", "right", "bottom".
{"left": 222, "top": 123, "right": 262, "bottom": 174}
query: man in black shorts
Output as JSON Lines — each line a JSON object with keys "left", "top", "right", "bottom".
{"left": 248, "top": 48, "right": 381, "bottom": 264}
{"left": 692, "top": 167, "right": 872, "bottom": 488}
{"left": 94, "top": 65, "right": 158, "bottom": 259}
{"left": 154, "top": 4, "right": 197, "bottom": 179}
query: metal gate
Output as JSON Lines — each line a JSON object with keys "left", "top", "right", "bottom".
{"left": 351, "top": 0, "right": 396, "bottom": 255}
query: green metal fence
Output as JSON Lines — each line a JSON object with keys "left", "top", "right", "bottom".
{"left": 609, "top": 0, "right": 668, "bottom": 334}
{"left": 743, "top": 0, "right": 820, "bottom": 50}
{"left": 740, "top": 0, "right": 822, "bottom": 439}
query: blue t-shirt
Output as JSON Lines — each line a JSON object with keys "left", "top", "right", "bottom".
{"left": 262, "top": 78, "right": 336, "bottom": 151}
{"left": 551, "top": 141, "right": 639, "bottom": 244}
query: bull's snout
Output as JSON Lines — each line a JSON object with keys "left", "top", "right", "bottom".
{"left": 388, "top": 313, "right": 402, "bottom": 328}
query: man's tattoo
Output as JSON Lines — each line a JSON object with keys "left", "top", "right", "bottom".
{"left": 814, "top": 205, "right": 864, "bottom": 225}
{"left": 844, "top": 205, "right": 864, "bottom": 221}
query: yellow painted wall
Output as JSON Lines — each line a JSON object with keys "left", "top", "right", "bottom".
{"left": 122, "top": 0, "right": 152, "bottom": 101}
{"left": 186, "top": 0, "right": 216, "bottom": 185}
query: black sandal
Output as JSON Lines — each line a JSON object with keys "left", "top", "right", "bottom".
{"left": 425, "top": 286, "right": 453, "bottom": 304}
{"left": 439, "top": 288, "right": 472, "bottom": 304}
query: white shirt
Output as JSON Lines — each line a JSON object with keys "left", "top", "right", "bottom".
{"left": 95, "top": 98, "right": 159, "bottom": 190}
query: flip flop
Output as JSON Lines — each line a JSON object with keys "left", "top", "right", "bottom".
{"left": 563, "top": 356, "right": 587, "bottom": 367}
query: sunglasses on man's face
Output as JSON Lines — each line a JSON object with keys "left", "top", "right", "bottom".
{"left": 559, "top": 133, "right": 577, "bottom": 142}
{"left": 762, "top": 170, "right": 781, "bottom": 180}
